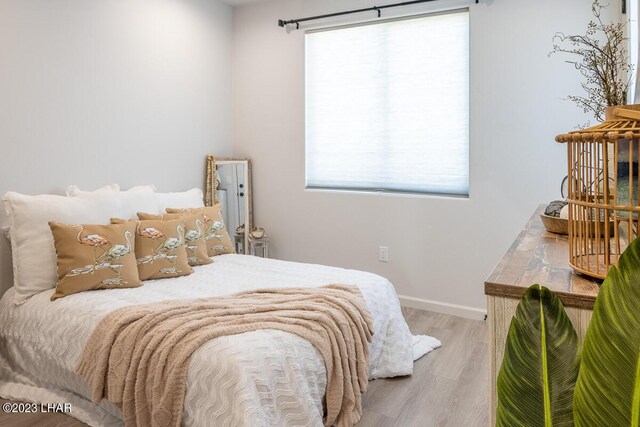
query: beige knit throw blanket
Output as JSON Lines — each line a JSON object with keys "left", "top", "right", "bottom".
{"left": 76, "top": 284, "right": 373, "bottom": 427}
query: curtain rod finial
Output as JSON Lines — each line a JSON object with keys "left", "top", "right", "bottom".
{"left": 278, "top": 19, "right": 286, "bottom": 27}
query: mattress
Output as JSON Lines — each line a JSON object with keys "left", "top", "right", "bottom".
{"left": 0, "top": 255, "right": 440, "bottom": 426}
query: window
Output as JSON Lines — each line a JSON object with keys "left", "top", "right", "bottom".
{"left": 305, "top": 10, "right": 470, "bottom": 196}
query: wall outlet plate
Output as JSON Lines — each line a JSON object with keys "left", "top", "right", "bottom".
{"left": 379, "top": 246, "right": 388, "bottom": 262}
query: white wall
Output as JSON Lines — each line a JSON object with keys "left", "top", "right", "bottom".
{"left": 0, "top": 0, "right": 233, "bottom": 294}
{"left": 0, "top": 0, "right": 620, "bottom": 312}
{"left": 232, "top": 0, "right": 617, "bottom": 317}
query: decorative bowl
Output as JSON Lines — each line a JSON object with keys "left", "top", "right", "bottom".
{"left": 540, "top": 213, "right": 569, "bottom": 235}
{"left": 540, "top": 213, "right": 614, "bottom": 237}
{"left": 250, "top": 227, "right": 266, "bottom": 239}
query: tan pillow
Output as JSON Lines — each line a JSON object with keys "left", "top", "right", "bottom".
{"left": 111, "top": 218, "right": 193, "bottom": 280}
{"left": 49, "top": 221, "right": 141, "bottom": 301}
{"left": 166, "top": 204, "right": 235, "bottom": 256}
{"left": 137, "top": 212, "right": 211, "bottom": 266}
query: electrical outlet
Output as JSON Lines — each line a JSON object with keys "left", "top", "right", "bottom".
{"left": 378, "top": 246, "right": 388, "bottom": 262}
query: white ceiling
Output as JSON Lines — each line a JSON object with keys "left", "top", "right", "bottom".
{"left": 221, "top": 0, "right": 271, "bottom": 6}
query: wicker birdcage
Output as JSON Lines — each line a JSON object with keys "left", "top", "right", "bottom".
{"left": 556, "top": 105, "right": 640, "bottom": 279}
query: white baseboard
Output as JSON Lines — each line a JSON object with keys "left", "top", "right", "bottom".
{"left": 398, "top": 295, "right": 487, "bottom": 321}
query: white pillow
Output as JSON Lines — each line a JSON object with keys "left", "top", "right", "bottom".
{"left": 2, "top": 191, "right": 126, "bottom": 304}
{"left": 120, "top": 189, "right": 160, "bottom": 218}
{"left": 126, "top": 185, "right": 157, "bottom": 192}
{"left": 66, "top": 183, "right": 120, "bottom": 196}
{"left": 154, "top": 188, "right": 205, "bottom": 212}
{"left": 72, "top": 186, "right": 159, "bottom": 219}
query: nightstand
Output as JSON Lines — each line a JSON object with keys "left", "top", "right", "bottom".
{"left": 249, "top": 237, "right": 269, "bottom": 258}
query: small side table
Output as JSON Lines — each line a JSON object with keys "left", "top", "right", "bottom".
{"left": 249, "top": 237, "right": 269, "bottom": 258}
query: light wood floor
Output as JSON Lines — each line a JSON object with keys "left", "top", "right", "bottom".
{"left": 359, "top": 308, "right": 488, "bottom": 427}
{"left": 0, "top": 307, "right": 488, "bottom": 427}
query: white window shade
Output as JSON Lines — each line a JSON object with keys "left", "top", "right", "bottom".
{"left": 305, "top": 10, "right": 470, "bottom": 196}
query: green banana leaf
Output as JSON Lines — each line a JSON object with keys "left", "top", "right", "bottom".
{"left": 497, "top": 284, "right": 580, "bottom": 427}
{"left": 574, "top": 237, "right": 640, "bottom": 426}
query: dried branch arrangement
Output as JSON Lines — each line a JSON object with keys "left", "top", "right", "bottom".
{"left": 550, "top": 0, "right": 633, "bottom": 122}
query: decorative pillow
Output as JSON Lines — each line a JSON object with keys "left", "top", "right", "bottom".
{"left": 166, "top": 204, "right": 234, "bottom": 256}
{"left": 70, "top": 186, "right": 159, "bottom": 219}
{"left": 49, "top": 221, "right": 141, "bottom": 301}
{"left": 127, "top": 185, "right": 157, "bottom": 192}
{"left": 65, "top": 184, "right": 120, "bottom": 196}
{"left": 111, "top": 218, "right": 193, "bottom": 280}
{"left": 153, "top": 188, "right": 204, "bottom": 212}
{"left": 137, "top": 212, "right": 212, "bottom": 266}
{"left": 2, "top": 191, "right": 125, "bottom": 304}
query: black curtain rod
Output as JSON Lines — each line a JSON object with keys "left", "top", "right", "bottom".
{"left": 278, "top": 0, "right": 478, "bottom": 29}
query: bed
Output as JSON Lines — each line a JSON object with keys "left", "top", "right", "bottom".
{"left": 0, "top": 254, "right": 440, "bottom": 427}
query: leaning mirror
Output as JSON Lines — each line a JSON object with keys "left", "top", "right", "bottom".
{"left": 205, "top": 155, "right": 253, "bottom": 254}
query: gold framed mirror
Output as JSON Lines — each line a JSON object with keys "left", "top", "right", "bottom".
{"left": 205, "top": 155, "right": 253, "bottom": 254}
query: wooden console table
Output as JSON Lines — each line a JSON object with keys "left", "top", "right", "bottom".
{"left": 485, "top": 206, "right": 600, "bottom": 425}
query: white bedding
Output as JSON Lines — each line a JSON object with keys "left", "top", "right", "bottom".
{"left": 0, "top": 255, "right": 440, "bottom": 427}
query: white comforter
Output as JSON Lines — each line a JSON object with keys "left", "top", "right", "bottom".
{"left": 0, "top": 255, "right": 440, "bottom": 427}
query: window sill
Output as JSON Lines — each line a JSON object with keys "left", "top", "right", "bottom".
{"left": 304, "top": 186, "right": 470, "bottom": 200}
